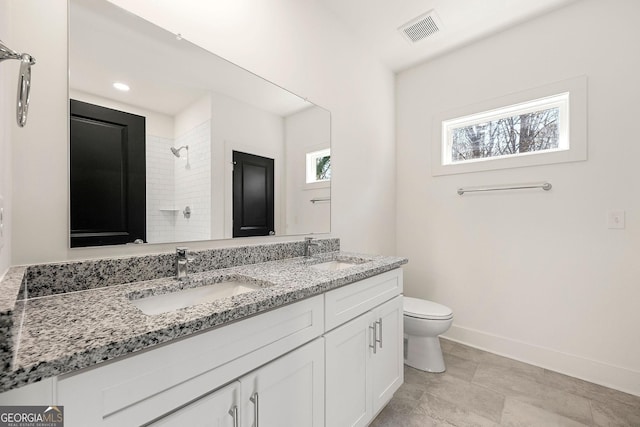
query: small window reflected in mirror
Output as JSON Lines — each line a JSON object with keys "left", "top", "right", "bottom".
{"left": 306, "top": 149, "right": 331, "bottom": 184}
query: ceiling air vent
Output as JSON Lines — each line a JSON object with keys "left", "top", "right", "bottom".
{"left": 399, "top": 10, "right": 442, "bottom": 43}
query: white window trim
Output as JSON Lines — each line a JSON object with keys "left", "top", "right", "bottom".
{"left": 306, "top": 148, "right": 331, "bottom": 184}
{"left": 432, "top": 75, "right": 587, "bottom": 176}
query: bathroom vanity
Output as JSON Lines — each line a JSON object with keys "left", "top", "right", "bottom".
{"left": 0, "top": 240, "right": 407, "bottom": 426}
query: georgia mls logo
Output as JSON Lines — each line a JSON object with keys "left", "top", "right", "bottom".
{"left": 0, "top": 405, "right": 64, "bottom": 426}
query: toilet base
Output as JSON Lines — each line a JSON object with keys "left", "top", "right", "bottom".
{"left": 404, "top": 335, "right": 446, "bottom": 373}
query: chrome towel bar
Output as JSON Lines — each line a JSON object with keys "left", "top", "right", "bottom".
{"left": 310, "top": 197, "right": 331, "bottom": 203}
{"left": 0, "top": 39, "right": 36, "bottom": 127}
{"left": 457, "top": 182, "right": 552, "bottom": 195}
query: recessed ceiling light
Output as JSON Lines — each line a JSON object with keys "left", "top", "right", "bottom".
{"left": 113, "top": 82, "right": 130, "bottom": 92}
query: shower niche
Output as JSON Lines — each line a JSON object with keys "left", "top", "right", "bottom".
{"left": 69, "top": 100, "right": 146, "bottom": 247}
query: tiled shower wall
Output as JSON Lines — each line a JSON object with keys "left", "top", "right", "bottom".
{"left": 146, "top": 135, "right": 176, "bottom": 243}
{"left": 146, "top": 120, "right": 211, "bottom": 244}
{"left": 174, "top": 120, "right": 211, "bottom": 242}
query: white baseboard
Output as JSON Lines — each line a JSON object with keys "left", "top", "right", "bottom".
{"left": 443, "top": 324, "right": 640, "bottom": 397}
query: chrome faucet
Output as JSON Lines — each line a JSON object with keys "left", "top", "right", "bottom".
{"left": 175, "top": 247, "right": 195, "bottom": 280}
{"left": 304, "top": 237, "right": 319, "bottom": 257}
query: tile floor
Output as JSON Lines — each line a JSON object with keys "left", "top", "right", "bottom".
{"left": 371, "top": 339, "right": 640, "bottom": 426}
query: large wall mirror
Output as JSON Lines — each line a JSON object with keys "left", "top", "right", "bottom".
{"left": 69, "top": 0, "right": 331, "bottom": 247}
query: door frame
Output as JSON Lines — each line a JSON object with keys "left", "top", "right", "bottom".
{"left": 69, "top": 99, "right": 146, "bottom": 247}
{"left": 224, "top": 140, "right": 282, "bottom": 239}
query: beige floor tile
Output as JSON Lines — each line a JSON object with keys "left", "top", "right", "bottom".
{"left": 473, "top": 365, "right": 593, "bottom": 425}
{"left": 540, "top": 369, "right": 640, "bottom": 409}
{"left": 404, "top": 365, "right": 448, "bottom": 388}
{"left": 590, "top": 398, "right": 640, "bottom": 427}
{"left": 373, "top": 342, "right": 638, "bottom": 427}
{"left": 394, "top": 380, "right": 427, "bottom": 402}
{"left": 415, "top": 392, "right": 501, "bottom": 427}
{"left": 370, "top": 410, "right": 447, "bottom": 427}
{"left": 415, "top": 369, "right": 505, "bottom": 423}
{"left": 371, "top": 397, "right": 446, "bottom": 427}
{"left": 440, "top": 337, "right": 457, "bottom": 353}
{"left": 443, "top": 352, "right": 479, "bottom": 382}
{"left": 501, "top": 397, "right": 591, "bottom": 427}
{"left": 442, "top": 340, "right": 489, "bottom": 363}
{"left": 446, "top": 342, "right": 544, "bottom": 379}
{"left": 457, "top": 344, "right": 544, "bottom": 378}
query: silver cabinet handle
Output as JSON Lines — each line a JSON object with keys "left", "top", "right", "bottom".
{"left": 375, "top": 318, "right": 383, "bottom": 349}
{"left": 228, "top": 405, "right": 239, "bottom": 427}
{"left": 369, "top": 323, "right": 377, "bottom": 354}
{"left": 250, "top": 392, "right": 259, "bottom": 427}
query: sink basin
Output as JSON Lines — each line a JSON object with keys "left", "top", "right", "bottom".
{"left": 130, "top": 280, "right": 263, "bottom": 315}
{"left": 310, "top": 260, "right": 358, "bottom": 271}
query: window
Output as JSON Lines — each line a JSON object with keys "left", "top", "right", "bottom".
{"left": 431, "top": 76, "right": 587, "bottom": 176}
{"left": 443, "top": 93, "right": 568, "bottom": 165}
{"left": 306, "top": 148, "right": 331, "bottom": 184}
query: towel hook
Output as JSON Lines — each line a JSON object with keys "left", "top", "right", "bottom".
{"left": 0, "top": 40, "right": 36, "bottom": 127}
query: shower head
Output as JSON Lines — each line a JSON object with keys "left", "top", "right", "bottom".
{"left": 170, "top": 145, "right": 188, "bottom": 157}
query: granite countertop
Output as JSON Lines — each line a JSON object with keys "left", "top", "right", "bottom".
{"left": 0, "top": 250, "right": 406, "bottom": 392}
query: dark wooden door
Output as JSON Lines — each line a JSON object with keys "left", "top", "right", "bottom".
{"left": 232, "top": 151, "right": 274, "bottom": 237}
{"left": 70, "top": 99, "right": 146, "bottom": 247}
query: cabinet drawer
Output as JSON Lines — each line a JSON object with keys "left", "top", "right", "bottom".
{"left": 57, "top": 295, "right": 323, "bottom": 427}
{"left": 149, "top": 381, "right": 240, "bottom": 427}
{"left": 324, "top": 269, "right": 402, "bottom": 331}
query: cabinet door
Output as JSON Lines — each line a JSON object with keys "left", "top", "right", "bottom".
{"left": 325, "top": 312, "right": 374, "bottom": 427}
{"left": 240, "top": 339, "right": 324, "bottom": 427}
{"left": 371, "top": 295, "right": 404, "bottom": 414}
{"left": 150, "top": 381, "right": 240, "bottom": 427}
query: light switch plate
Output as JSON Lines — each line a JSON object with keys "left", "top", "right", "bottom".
{"left": 607, "top": 210, "right": 625, "bottom": 229}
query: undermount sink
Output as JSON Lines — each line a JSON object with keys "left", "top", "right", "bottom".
{"left": 310, "top": 260, "right": 359, "bottom": 271}
{"left": 130, "top": 279, "right": 264, "bottom": 315}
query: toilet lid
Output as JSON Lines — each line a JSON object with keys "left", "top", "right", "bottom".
{"left": 404, "top": 297, "right": 453, "bottom": 320}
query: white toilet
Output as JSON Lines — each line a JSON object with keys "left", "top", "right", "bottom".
{"left": 403, "top": 297, "right": 453, "bottom": 373}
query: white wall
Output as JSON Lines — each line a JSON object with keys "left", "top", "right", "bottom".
{"left": 9, "top": 0, "right": 395, "bottom": 263}
{"left": 284, "top": 107, "right": 331, "bottom": 235}
{"left": 0, "top": 0, "right": 12, "bottom": 276}
{"left": 210, "top": 92, "right": 285, "bottom": 240}
{"left": 396, "top": 0, "right": 640, "bottom": 395}
{"left": 106, "top": 0, "right": 396, "bottom": 254}
{"left": 9, "top": 2, "right": 68, "bottom": 264}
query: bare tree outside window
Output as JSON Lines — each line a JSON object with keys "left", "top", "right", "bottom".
{"left": 451, "top": 107, "right": 560, "bottom": 162}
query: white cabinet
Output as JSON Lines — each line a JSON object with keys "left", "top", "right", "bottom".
{"left": 325, "top": 309, "right": 373, "bottom": 426}
{"left": 150, "top": 381, "right": 240, "bottom": 427}
{"left": 324, "top": 269, "right": 403, "bottom": 427}
{"left": 240, "top": 338, "right": 324, "bottom": 427}
{"left": 370, "top": 295, "right": 404, "bottom": 413}
{"left": 152, "top": 338, "right": 324, "bottom": 427}
{"left": 4, "top": 268, "right": 403, "bottom": 427}
{"left": 57, "top": 295, "right": 324, "bottom": 427}
{"left": 325, "top": 296, "right": 403, "bottom": 427}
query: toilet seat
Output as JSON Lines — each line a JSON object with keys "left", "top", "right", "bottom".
{"left": 404, "top": 297, "right": 453, "bottom": 320}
